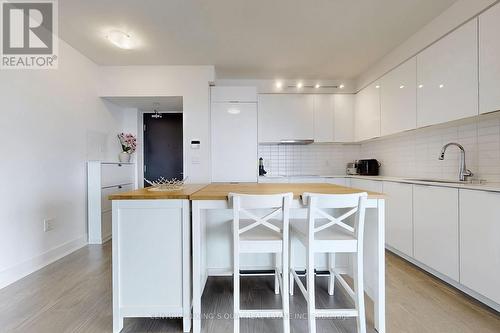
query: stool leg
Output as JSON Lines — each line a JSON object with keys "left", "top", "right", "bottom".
{"left": 328, "top": 253, "right": 336, "bottom": 296}
{"left": 282, "top": 250, "right": 290, "bottom": 333}
{"left": 289, "top": 236, "right": 294, "bottom": 296}
{"left": 275, "top": 253, "right": 281, "bottom": 295}
{"left": 354, "top": 252, "right": 366, "bottom": 333}
{"left": 234, "top": 246, "right": 240, "bottom": 333}
{"left": 306, "top": 249, "right": 316, "bottom": 333}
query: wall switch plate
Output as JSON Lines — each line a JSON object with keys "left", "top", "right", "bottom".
{"left": 44, "top": 218, "right": 55, "bottom": 232}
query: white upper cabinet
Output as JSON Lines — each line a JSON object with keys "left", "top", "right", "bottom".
{"left": 258, "top": 94, "right": 314, "bottom": 142}
{"left": 380, "top": 58, "right": 417, "bottom": 136}
{"left": 313, "top": 94, "right": 334, "bottom": 142}
{"left": 479, "top": 3, "right": 500, "bottom": 114}
{"left": 417, "top": 19, "right": 478, "bottom": 127}
{"left": 333, "top": 94, "right": 355, "bottom": 142}
{"left": 211, "top": 86, "right": 257, "bottom": 103}
{"left": 355, "top": 82, "right": 381, "bottom": 141}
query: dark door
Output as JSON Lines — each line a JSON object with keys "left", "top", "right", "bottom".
{"left": 143, "top": 113, "right": 183, "bottom": 186}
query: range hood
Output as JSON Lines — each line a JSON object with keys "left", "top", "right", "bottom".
{"left": 278, "top": 139, "right": 314, "bottom": 145}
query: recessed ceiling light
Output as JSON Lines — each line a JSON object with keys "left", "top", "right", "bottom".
{"left": 275, "top": 81, "right": 283, "bottom": 89}
{"left": 339, "top": 84, "right": 345, "bottom": 89}
{"left": 315, "top": 83, "right": 321, "bottom": 89}
{"left": 400, "top": 85, "right": 405, "bottom": 89}
{"left": 375, "top": 85, "right": 380, "bottom": 89}
{"left": 296, "top": 82, "right": 303, "bottom": 89}
{"left": 418, "top": 84, "right": 424, "bottom": 88}
{"left": 439, "top": 84, "right": 444, "bottom": 88}
{"left": 106, "top": 30, "right": 134, "bottom": 49}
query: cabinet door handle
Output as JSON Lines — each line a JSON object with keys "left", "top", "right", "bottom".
{"left": 118, "top": 163, "right": 122, "bottom": 167}
{"left": 118, "top": 185, "right": 123, "bottom": 189}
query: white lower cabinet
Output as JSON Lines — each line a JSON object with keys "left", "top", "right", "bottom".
{"left": 325, "top": 177, "right": 349, "bottom": 187}
{"left": 413, "top": 185, "right": 459, "bottom": 281}
{"left": 459, "top": 190, "right": 500, "bottom": 304}
{"left": 383, "top": 182, "right": 413, "bottom": 257}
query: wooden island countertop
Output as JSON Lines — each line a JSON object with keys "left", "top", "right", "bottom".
{"left": 108, "top": 184, "right": 208, "bottom": 200}
{"left": 109, "top": 183, "right": 385, "bottom": 201}
{"left": 190, "top": 183, "right": 385, "bottom": 200}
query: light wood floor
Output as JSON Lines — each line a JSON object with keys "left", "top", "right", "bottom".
{"left": 1, "top": 242, "right": 499, "bottom": 333}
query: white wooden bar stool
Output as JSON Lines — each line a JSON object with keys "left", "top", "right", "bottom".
{"left": 229, "top": 192, "right": 293, "bottom": 333}
{"left": 289, "top": 192, "right": 368, "bottom": 333}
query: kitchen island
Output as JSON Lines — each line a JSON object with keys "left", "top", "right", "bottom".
{"left": 109, "top": 183, "right": 385, "bottom": 333}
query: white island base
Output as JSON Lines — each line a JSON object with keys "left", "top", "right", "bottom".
{"left": 112, "top": 199, "right": 192, "bottom": 333}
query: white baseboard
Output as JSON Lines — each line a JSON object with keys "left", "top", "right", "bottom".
{"left": 0, "top": 235, "right": 88, "bottom": 290}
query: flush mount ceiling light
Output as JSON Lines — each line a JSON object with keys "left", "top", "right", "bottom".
{"left": 439, "top": 84, "right": 445, "bottom": 88}
{"left": 106, "top": 30, "right": 134, "bottom": 49}
{"left": 339, "top": 84, "right": 345, "bottom": 89}
{"left": 275, "top": 81, "right": 283, "bottom": 89}
{"left": 400, "top": 85, "right": 405, "bottom": 89}
{"left": 375, "top": 85, "right": 380, "bottom": 89}
{"left": 314, "top": 83, "right": 321, "bottom": 89}
{"left": 418, "top": 84, "right": 424, "bottom": 88}
{"left": 296, "top": 82, "right": 303, "bottom": 89}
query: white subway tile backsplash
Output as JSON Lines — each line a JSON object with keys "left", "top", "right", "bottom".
{"left": 259, "top": 113, "right": 500, "bottom": 181}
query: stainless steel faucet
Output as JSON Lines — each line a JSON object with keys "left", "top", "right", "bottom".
{"left": 438, "top": 142, "right": 473, "bottom": 181}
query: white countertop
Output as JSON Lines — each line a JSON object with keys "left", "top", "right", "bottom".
{"left": 259, "top": 174, "right": 500, "bottom": 193}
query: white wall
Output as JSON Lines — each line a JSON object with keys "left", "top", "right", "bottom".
{"left": 99, "top": 66, "right": 215, "bottom": 183}
{"left": 356, "top": 0, "right": 498, "bottom": 90}
{"left": 0, "top": 40, "right": 131, "bottom": 289}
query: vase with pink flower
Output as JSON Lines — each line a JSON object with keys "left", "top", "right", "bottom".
{"left": 117, "top": 133, "right": 137, "bottom": 163}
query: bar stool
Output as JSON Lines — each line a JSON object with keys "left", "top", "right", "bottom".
{"left": 289, "top": 192, "right": 368, "bottom": 333}
{"left": 229, "top": 192, "right": 293, "bottom": 333}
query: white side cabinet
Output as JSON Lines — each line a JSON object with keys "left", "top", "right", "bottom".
{"left": 479, "top": 2, "right": 500, "bottom": 114}
{"left": 87, "top": 161, "right": 135, "bottom": 244}
{"left": 380, "top": 58, "right": 417, "bottom": 136}
{"left": 417, "top": 19, "right": 478, "bottom": 127}
{"left": 258, "top": 94, "right": 314, "bottom": 142}
{"left": 459, "top": 190, "right": 500, "bottom": 304}
{"left": 355, "top": 83, "right": 381, "bottom": 141}
{"left": 383, "top": 182, "right": 413, "bottom": 257}
{"left": 413, "top": 185, "right": 459, "bottom": 281}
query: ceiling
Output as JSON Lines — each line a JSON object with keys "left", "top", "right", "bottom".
{"left": 59, "top": 0, "right": 458, "bottom": 80}
{"left": 102, "top": 96, "right": 183, "bottom": 112}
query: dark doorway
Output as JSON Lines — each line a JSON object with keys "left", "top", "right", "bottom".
{"left": 143, "top": 113, "right": 183, "bottom": 187}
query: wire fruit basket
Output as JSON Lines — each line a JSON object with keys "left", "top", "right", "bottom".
{"left": 145, "top": 177, "right": 186, "bottom": 192}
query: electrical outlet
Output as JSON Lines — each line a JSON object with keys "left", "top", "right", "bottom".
{"left": 44, "top": 218, "right": 55, "bottom": 232}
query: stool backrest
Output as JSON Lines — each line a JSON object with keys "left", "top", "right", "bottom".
{"left": 302, "top": 192, "right": 368, "bottom": 244}
{"left": 229, "top": 192, "right": 293, "bottom": 237}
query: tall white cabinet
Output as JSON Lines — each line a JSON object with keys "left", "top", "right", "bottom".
{"left": 479, "top": 2, "right": 500, "bottom": 114}
{"left": 380, "top": 58, "right": 417, "bottom": 136}
{"left": 416, "top": 19, "right": 478, "bottom": 127}
{"left": 87, "top": 161, "right": 135, "bottom": 244}
{"left": 211, "top": 87, "right": 258, "bottom": 182}
{"left": 355, "top": 82, "right": 381, "bottom": 141}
